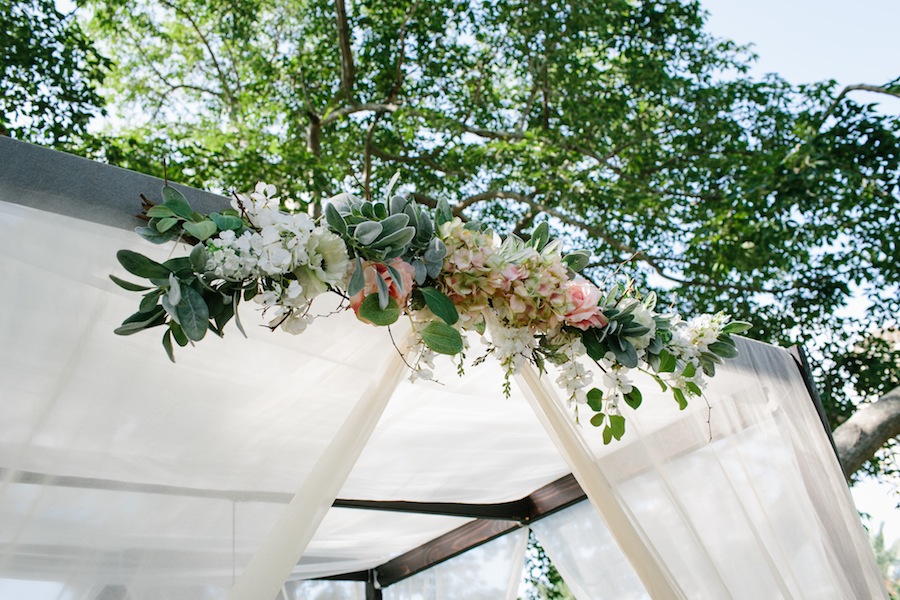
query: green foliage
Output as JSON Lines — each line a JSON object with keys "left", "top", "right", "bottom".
{"left": 113, "top": 186, "right": 256, "bottom": 360}
{"left": 1, "top": 0, "right": 109, "bottom": 145}
{"left": 520, "top": 530, "right": 574, "bottom": 600}
{"left": 419, "top": 321, "right": 463, "bottom": 355}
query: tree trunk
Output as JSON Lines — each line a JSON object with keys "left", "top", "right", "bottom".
{"left": 833, "top": 387, "right": 900, "bottom": 480}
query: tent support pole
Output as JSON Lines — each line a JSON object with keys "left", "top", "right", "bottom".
{"left": 226, "top": 333, "right": 413, "bottom": 600}
{"left": 515, "top": 364, "right": 685, "bottom": 600}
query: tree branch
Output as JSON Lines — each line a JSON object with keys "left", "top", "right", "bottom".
{"left": 386, "top": 0, "right": 421, "bottom": 103}
{"left": 157, "top": 0, "right": 237, "bottom": 113}
{"left": 370, "top": 145, "right": 462, "bottom": 176}
{"left": 321, "top": 102, "right": 399, "bottom": 126}
{"left": 819, "top": 83, "right": 900, "bottom": 128}
{"left": 334, "top": 0, "right": 355, "bottom": 101}
{"left": 833, "top": 387, "right": 900, "bottom": 481}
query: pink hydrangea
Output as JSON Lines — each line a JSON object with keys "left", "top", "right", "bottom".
{"left": 349, "top": 258, "right": 416, "bottom": 323}
{"left": 563, "top": 279, "right": 608, "bottom": 331}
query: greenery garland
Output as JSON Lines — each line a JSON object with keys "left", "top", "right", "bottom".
{"left": 112, "top": 179, "right": 749, "bottom": 443}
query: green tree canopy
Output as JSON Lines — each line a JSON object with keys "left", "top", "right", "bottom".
{"left": 1, "top": 0, "right": 109, "bottom": 144}
{"left": 49, "top": 0, "right": 900, "bottom": 477}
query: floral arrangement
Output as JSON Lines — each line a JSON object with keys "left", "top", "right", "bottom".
{"left": 112, "top": 178, "right": 749, "bottom": 444}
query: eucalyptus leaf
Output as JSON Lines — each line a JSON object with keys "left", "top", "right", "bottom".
{"left": 162, "top": 257, "right": 194, "bottom": 276}
{"left": 563, "top": 250, "right": 591, "bottom": 272}
{"left": 424, "top": 238, "right": 447, "bottom": 263}
{"left": 374, "top": 270, "right": 391, "bottom": 309}
{"left": 146, "top": 205, "right": 176, "bottom": 218}
{"left": 530, "top": 221, "right": 549, "bottom": 250}
{"left": 170, "top": 322, "right": 189, "bottom": 346}
{"left": 435, "top": 197, "right": 453, "bottom": 228}
{"left": 412, "top": 260, "right": 427, "bottom": 285}
{"left": 379, "top": 213, "right": 410, "bottom": 236}
{"left": 612, "top": 342, "right": 639, "bottom": 369}
{"left": 109, "top": 274, "right": 152, "bottom": 292}
{"left": 386, "top": 264, "right": 406, "bottom": 296}
{"left": 156, "top": 217, "right": 179, "bottom": 233}
{"left": 139, "top": 289, "right": 161, "bottom": 313}
{"left": 161, "top": 185, "right": 193, "bottom": 219}
{"left": 425, "top": 259, "right": 442, "bottom": 279}
{"left": 190, "top": 244, "right": 208, "bottom": 272}
{"left": 390, "top": 193, "right": 409, "bottom": 215}
{"left": 233, "top": 292, "right": 247, "bottom": 338}
{"left": 183, "top": 220, "right": 217, "bottom": 241}
{"left": 115, "top": 307, "right": 166, "bottom": 335}
{"left": 135, "top": 226, "right": 174, "bottom": 244}
{"left": 384, "top": 171, "right": 402, "bottom": 201}
{"left": 209, "top": 213, "right": 243, "bottom": 231}
{"left": 325, "top": 203, "right": 348, "bottom": 235}
{"left": 722, "top": 321, "right": 752, "bottom": 335}
{"left": 175, "top": 285, "right": 209, "bottom": 341}
{"left": 355, "top": 221, "right": 383, "bottom": 245}
{"left": 348, "top": 258, "right": 365, "bottom": 297}
{"left": 167, "top": 273, "right": 182, "bottom": 306}
{"left": 371, "top": 226, "right": 415, "bottom": 250}
{"left": 708, "top": 341, "right": 739, "bottom": 358}
{"left": 117, "top": 250, "right": 171, "bottom": 279}
{"left": 162, "top": 329, "right": 175, "bottom": 362}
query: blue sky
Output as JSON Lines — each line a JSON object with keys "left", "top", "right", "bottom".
{"left": 703, "top": 0, "right": 900, "bottom": 112}
{"left": 701, "top": 0, "right": 900, "bottom": 546}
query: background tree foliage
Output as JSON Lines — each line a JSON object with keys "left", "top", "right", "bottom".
{"left": 11, "top": 0, "right": 899, "bottom": 476}
{"left": 0, "top": 0, "right": 109, "bottom": 144}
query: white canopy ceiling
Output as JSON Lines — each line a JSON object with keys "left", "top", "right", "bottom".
{"left": 0, "top": 138, "right": 887, "bottom": 599}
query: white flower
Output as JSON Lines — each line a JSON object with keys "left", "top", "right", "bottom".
{"left": 602, "top": 369, "right": 633, "bottom": 398}
{"left": 685, "top": 312, "right": 728, "bottom": 352}
{"left": 291, "top": 227, "right": 351, "bottom": 303}
{"left": 621, "top": 299, "right": 656, "bottom": 350}
{"left": 281, "top": 312, "right": 313, "bottom": 335}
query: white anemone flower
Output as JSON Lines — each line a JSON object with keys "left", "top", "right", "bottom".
{"left": 292, "top": 227, "right": 351, "bottom": 302}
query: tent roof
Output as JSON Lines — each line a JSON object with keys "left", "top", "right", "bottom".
{"left": 0, "top": 137, "right": 886, "bottom": 599}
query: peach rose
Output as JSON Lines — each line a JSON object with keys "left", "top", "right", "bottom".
{"left": 349, "top": 258, "right": 416, "bottom": 322}
{"left": 563, "top": 279, "right": 608, "bottom": 331}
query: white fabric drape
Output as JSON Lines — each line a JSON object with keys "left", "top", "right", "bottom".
{"left": 383, "top": 527, "right": 528, "bottom": 600}
{"left": 525, "top": 338, "right": 887, "bottom": 600}
{"left": 227, "top": 332, "right": 414, "bottom": 600}
{"left": 532, "top": 500, "right": 649, "bottom": 600}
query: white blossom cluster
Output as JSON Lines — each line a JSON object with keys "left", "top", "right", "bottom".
{"left": 485, "top": 320, "right": 537, "bottom": 385}
{"left": 547, "top": 333, "right": 594, "bottom": 406}
{"left": 600, "top": 367, "right": 633, "bottom": 414}
{"left": 204, "top": 183, "right": 352, "bottom": 334}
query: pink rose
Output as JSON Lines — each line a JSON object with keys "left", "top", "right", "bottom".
{"left": 349, "top": 258, "right": 416, "bottom": 322}
{"left": 563, "top": 279, "right": 608, "bottom": 331}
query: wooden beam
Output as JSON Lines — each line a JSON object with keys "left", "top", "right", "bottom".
{"left": 323, "top": 474, "right": 588, "bottom": 587}
{"left": 375, "top": 518, "right": 521, "bottom": 587}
